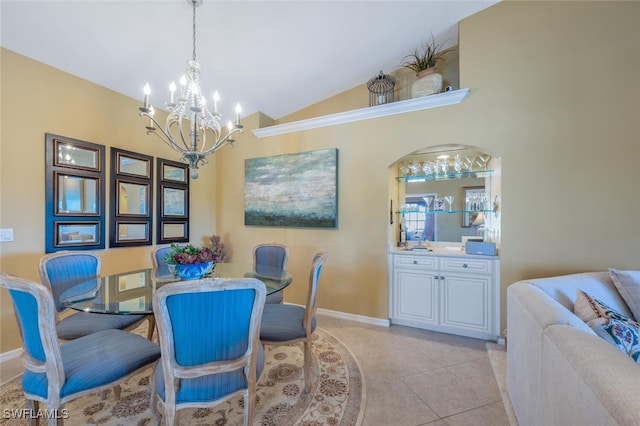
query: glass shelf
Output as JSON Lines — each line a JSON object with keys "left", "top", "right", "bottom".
{"left": 397, "top": 209, "right": 493, "bottom": 215}
{"left": 398, "top": 169, "right": 493, "bottom": 182}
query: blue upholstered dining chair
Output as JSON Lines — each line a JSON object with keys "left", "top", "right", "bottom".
{"left": 0, "top": 273, "right": 161, "bottom": 426}
{"left": 151, "top": 244, "right": 182, "bottom": 269}
{"left": 39, "top": 251, "right": 154, "bottom": 341}
{"left": 151, "top": 245, "right": 177, "bottom": 278}
{"left": 150, "top": 278, "right": 267, "bottom": 426}
{"left": 260, "top": 252, "right": 328, "bottom": 392}
{"left": 253, "top": 243, "right": 289, "bottom": 304}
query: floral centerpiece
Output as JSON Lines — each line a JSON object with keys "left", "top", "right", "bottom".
{"left": 164, "top": 243, "right": 218, "bottom": 280}
{"left": 164, "top": 243, "right": 217, "bottom": 264}
{"left": 208, "top": 234, "right": 228, "bottom": 263}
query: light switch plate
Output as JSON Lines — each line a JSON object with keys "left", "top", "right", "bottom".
{"left": 0, "top": 228, "right": 14, "bottom": 242}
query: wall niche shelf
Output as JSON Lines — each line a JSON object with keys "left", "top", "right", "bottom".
{"left": 252, "top": 88, "right": 470, "bottom": 139}
{"left": 398, "top": 169, "right": 492, "bottom": 182}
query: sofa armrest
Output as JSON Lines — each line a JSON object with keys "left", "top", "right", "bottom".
{"left": 542, "top": 325, "right": 640, "bottom": 426}
{"left": 507, "top": 281, "right": 594, "bottom": 426}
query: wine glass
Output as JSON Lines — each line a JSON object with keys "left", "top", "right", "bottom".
{"left": 423, "top": 196, "right": 433, "bottom": 212}
{"left": 453, "top": 154, "right": 462, "bottom": 172}
{"left": 409, "top": 161, "right": 421, "bottom": 175}
{"left": 464, "top": 156, "right": 476, "bottom": 171}
{"left": 444, "top": 195, "right": 455, "bottom": 212}
{"left": 476, "top": 155, "right": 490, "bottom": 170}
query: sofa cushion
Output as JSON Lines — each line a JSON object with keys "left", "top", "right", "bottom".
{"left": 574, "top": 290, "right": 637, "bottom": 326}
{"left": 609, "top": 269, "right": 640, "bottom": 321}
{"left": 589, "top": 318, "right": 640, "bottom": 363}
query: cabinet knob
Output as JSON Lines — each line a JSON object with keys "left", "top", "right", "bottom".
{"left": 462, "top": 263, "right": 468, "bottom": 268}
{"left": 440, "top": 275, "right": 445, "bottom": 280}
{"left": 434, "top": 275, "right": 439, "bottom": 280}
{"left": 413, "top": 260, "right": 418, "bottom": 264}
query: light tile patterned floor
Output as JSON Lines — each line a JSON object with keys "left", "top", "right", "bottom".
{"left": 0, "top": 313, "right": 509, "bottom": 426}
{"left": 317, "top": 314, "right": 510, "bottom": 426}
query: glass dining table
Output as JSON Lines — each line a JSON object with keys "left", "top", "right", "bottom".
{"left": 60, "top": 263, "right": 292, "bottom": 315}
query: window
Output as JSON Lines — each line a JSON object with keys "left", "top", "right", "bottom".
{"left": 402, "top": 194, "right": 437, "bottom": 241}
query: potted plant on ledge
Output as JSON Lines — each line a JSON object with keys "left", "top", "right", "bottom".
{"left": 402, "top": 34, "right": 454, "bottom": 98}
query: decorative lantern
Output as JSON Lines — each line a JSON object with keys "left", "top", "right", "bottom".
{"left": 367, "top": 70, "right": 395, "bottom": 107}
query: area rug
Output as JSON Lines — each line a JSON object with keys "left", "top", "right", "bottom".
{"left": 0, "top": 327, "right": 365, "bottom": 425}
{"left": 486, "top": 342, "right": 518, "bottom": 426}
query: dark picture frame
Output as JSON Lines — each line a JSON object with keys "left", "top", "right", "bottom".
{"left": 156, "top": 158, "right": 189, "bottom": 244}
{"left": 54, "top": 221, "right": 101, "bottom": 248}
{"left": 45, "top": 133, "right": 105, "bottom": 252}
{"left": 110, "top": 148, "right": 154, "bottom": 247}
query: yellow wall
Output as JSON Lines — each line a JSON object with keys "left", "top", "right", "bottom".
{"left": 216, "top": 0, "right": 640, "bottom": 329}
{"left": 0, "top": 49, "right": 218, "bottom": 351}
{"left": 1, "top": 1, "right": 639, "bottom": 352}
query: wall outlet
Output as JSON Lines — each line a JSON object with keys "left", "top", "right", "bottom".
{"left": 0, "top": 228, "right": 14, "bottom": 242}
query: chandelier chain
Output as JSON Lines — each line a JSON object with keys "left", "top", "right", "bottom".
{"left": 138, "top": 0, "right": 243, "bottom": 180}
{"left": 192, "top": 0, "right": 197, "bottom": 61}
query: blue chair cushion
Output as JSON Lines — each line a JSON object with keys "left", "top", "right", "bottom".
{"left": 23, "top": 329, "right": 160, "bottom": 399}
{"left": 265, "top": 291, "right": 284, "bottom": 304}
{"left": 260, "top": 304, "right": 316, "bottom": 342}
{"left": 56, "top": 312, "right": 146, "bottom": 340}
{"left": 154, "top": 344, "right": 265, "bottom": 404}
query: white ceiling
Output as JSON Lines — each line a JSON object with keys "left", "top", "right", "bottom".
{"left": 1, "top": 0, "right": 497, "bottom": 121}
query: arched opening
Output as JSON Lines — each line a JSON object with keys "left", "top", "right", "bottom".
{"left": 388, "top": 144, "right": 501, "bottom": 249}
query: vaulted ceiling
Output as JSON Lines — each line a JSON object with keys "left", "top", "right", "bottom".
{"left": 1, "top": 1, "right": 498, "bottom": 121}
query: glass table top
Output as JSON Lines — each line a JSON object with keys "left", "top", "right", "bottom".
{"left": 60, "top": 262, "right": 292, "bottom": 315}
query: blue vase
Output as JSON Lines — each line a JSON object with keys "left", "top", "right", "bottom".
{"left": 175, "top": 262, "right": 214, "bottom": 280}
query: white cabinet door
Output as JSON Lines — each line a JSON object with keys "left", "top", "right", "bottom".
{"left": 390, "top": 253, "right": 499, "bottom": 340}
{"left": 440, "top": 273, "right": 492, "bottom": 333}
{"left": 393, "top": 268, "right": 438, "bottom": 326}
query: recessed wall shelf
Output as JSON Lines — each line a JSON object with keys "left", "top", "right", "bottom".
{"left": 252, "top": 88, "right": 470, "bottom": 139}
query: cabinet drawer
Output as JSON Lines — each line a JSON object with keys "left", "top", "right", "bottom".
{"left": 394, "top": 255, "right": 438, "bottom": 269}
{"left": 440, "top": 257, "right": 493, "bottom": 274}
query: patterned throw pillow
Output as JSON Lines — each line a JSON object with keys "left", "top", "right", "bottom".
{"left": 575, "top": 290, "right": 640, "bottom": 363}
{"left": 574, "top": 290, "right": 638, "bottom": 326}
{"left": 590, "top": 318, "right": 640, "bottom": 364}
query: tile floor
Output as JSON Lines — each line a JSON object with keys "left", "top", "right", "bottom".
{"left": 0, "top": 314, "right": 509, "bottom": 426}
{"left": 317, "top": 314, "right": 509, "bottom": 426}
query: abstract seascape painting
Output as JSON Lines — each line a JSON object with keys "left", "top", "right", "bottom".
{"left": 245, "top": 148, "right": 338, "bottom": 228}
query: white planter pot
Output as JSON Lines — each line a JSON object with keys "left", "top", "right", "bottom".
{"left": 411, "top": 72, "right": 443, "bottom": 98}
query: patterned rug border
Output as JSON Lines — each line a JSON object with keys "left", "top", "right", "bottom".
{"left": 0, "top": 327, "right": 366, "bottom": 426}
{"left": 317, "top": 328, "right": 367, "bottom": 426}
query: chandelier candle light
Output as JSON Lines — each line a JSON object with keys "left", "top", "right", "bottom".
{"left": 139, "top": 0, "right": 243, "bottom": 179}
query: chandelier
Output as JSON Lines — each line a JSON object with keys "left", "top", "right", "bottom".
{"left": 138, "top": 0, "right": 243, "bottom": 179}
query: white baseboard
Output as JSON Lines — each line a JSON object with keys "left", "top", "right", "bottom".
{"left": 0, "top": 347, "right": 21, "bottom": 363}
{"left": 317, "top": 307, "right": 390, "bottom": 327}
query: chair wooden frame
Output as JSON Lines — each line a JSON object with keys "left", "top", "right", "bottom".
{"left": 261, "top": 252, "right": 328, "bottom": 392}
{"left": 39, "top": 250, "right": 154, "bottom": 341}
{"left": 150, "top": 278, "right": 267, "bottom": 426}
{"left": 0, "top": 273, "right": 160, "bottom": 426}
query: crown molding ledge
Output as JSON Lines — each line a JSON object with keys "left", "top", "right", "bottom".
{"left": 252, "top": 88, "right": 469, "bottom": 139}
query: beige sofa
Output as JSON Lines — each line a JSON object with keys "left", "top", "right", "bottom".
{"left": 507, "top": 272, "right": 640, "bottom": 426}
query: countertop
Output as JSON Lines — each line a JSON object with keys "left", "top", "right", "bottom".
{"left": 389, "top": 244, "right": 499, "bottom": 259}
